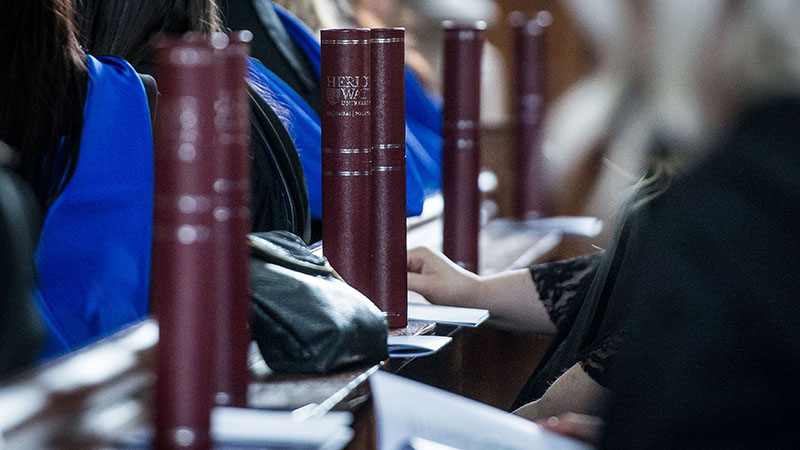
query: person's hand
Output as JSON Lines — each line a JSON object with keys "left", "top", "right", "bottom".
{"left": 536, "top": 413, "right": 603, "bottom": 445}
{"left": 407, "top": 246, "right": 481, "bottom": 307}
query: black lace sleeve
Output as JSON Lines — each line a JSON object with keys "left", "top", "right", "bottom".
{"left": 529, "top": 252, "right": 604, "bottom": 332}
{"left": 579, "top": 330, "right": 624, "bottom": 388}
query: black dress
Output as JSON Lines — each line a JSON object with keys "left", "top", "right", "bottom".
{"left": 600, "top": 97, "right": 800, "bottom": 449}
{"left": 512, "top": 148, "right": 676, "bottom": 409}
{"left": 512, "top": 201, "right": 641, "bottom": 408}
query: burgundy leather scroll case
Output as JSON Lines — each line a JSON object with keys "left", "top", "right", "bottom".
{"left": 152, "top": 35, "right": 218, "bottom": 450}
{"left": 370, "top": 28, "right": 407, "bottom": 328}
{"left": 210, "top": 32, "right": 252, "bottom": 408}
{"left": 320, "top": 28, "right": 373, "bottom": 298}
{"left": 511, "top": 14, "right": 549, "bottom": 219}
{"left": 441, "top": 22, "right": 485, "bottom": 273}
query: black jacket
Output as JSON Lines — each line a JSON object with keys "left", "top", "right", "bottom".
{"left": 601, "top": 97, "right": 800, "bottom": 449}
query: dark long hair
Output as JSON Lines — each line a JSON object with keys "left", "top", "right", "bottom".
{"left": 0, "top": 0, "right": 88, "bottom": 208}
{"left": 78, "top": 0, "right": 223, "bottom": 69}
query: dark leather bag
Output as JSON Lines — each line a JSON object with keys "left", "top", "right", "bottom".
{"left": 249, "top": 231, "right": 388, "bottom": 373}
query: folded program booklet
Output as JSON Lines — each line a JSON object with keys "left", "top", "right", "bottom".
{"left": 406, "top": 301, "right": 489, "bottom": 328}
{"left": 370, "top": 371, "right": 592, "bottom": 450}
{"left": 119, "top": 408, "right": 354, "bottom": 449}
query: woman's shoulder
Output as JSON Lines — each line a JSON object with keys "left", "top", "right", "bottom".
{"left": 81, "top": 54, "right": 149, "bottom": 116}
{"left": 85, "top": 55, "right": 139, "bottom": 81}
{"left": 81, "top": 55, "right": 147, "bottom": 113}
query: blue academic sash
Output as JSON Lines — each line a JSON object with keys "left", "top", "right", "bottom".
{"left": 248, "top": 56, "right": 428, "bottom": 218}
{"left": 270, "top": 4, "right": 445, "bottom": 213}
{"left": 34, "top": 55, "right": 154, "bottom": 358}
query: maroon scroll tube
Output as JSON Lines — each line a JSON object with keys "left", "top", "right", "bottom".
{"left": 441, "top": 22, "right": 485, "bottom": 273}
{"left": 370, "top": 28, "right": 407, "bottom": 328}
{"left": 152, "top": 35, "right": 218, "bottom": 450}
{"left": 511, "top": 14, "right": 549, "bottom": 219}
{"left": 320, "top": 28, "right": 373, "bottom": 298}
{"left": 211, "top": 32, "right": 252, "bottom": 408}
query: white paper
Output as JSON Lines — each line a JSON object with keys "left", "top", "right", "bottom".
{"left": 490, "top": 216, "right": 603, "bottom": 238}
{"left": 388, "top": 335, "right": 453, "bottom": 358}
{"left": 211, "top": 407, "right": 353, "bottom": 449}
{"left": 370, "top": 372, "right": 594, "bottom": 450}
{"left": 407, "top": 303, "right": 489, "bottom": 328}
{"left": 119, "top": 408, "right": 354, "bottom": 449}
{"left": 402, "top": 437, "right": 461, "bottom": 450}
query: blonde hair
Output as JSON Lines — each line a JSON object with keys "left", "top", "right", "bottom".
{"left": 643, "top": 0, "right": 800, "bottom": 156}
{"left": 721, "top": 0, "right": 800, "bottom": 102}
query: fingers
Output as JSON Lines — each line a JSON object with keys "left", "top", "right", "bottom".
{"left": 406, "top": 246, "right": 478, "bottom": 307}
{"left": 407, "top": 271, "right": 429, "bottom": 295}
{"left": 407, "top": 247, "right": 450, "bottom": 304}
{"left": 407, "top": 246, "right": 441, "bottom": 274}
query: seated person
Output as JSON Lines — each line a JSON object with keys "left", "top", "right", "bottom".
{"left": 540, "top": 1, "right": 800, "bottom": 445}
{"left": 599, "top": 0, "right": 800, "bottom": 447}
{"left": 408, "top": 209, "right": 622, "bottom": 419}
{"left": 1, "top": 0, "right": 154, "bottom": 358}
{"left": 404, "top": 0, "right": 661, "bottom": 421}
{"left": 411, "top": 1, "right": 800, "bottom": 440}
{"left": 81, "top": 0, "right": 312, "bottom": 241}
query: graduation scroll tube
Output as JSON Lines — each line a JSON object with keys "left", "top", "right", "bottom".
{"left": 321, "top": 28, "right": 374, "bottom": 299}
{"left": 152, "top": 34, "right": 221, "bottom": 450}
{"left": 210, "top": 31, "right": 252, "bottom": 409}
{"left": 370, "top": 28, "right": 407, "bottom": 328}
{"left": 441, "top": 22, "right": 485, "bottom": 273}
{"left": 511, "top": 13, "right": 549, "bottom": 219}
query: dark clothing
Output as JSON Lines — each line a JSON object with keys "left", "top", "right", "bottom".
{"left": 248, "top": 85, "right": 311, "bottom": 242}
{"left": 601, "top": 97, "right": 800, "bottom": 449}
{"left": 513, "top": 201, "right": 641, "bottom": 408}
{"left": 136, "top": 53, "right": 311, "bottom": 242}
{"left": 0, "top": 160, "right": 43, "bottom": 377}
{"left": 533, "top": 252, "right": 603, "bottom": 335}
